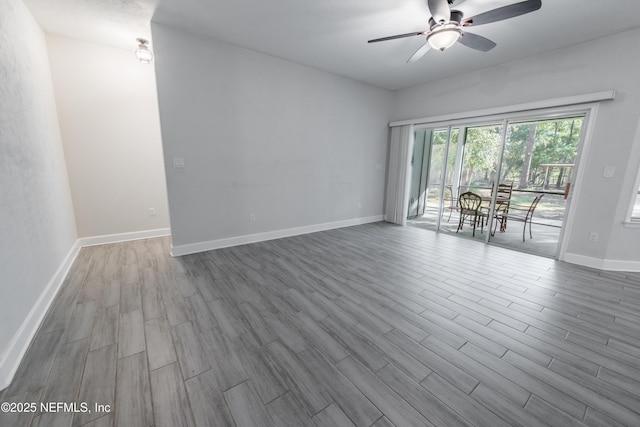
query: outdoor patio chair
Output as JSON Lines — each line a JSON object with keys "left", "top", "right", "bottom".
{"left": 492, "top": 181, "right": 513, "bottom": 230}
{"left": 457, "top": 192, "right": 487, "bottom": 237}
{"left": 493, "top": 193, "right": 544, "bottom": 242}
{"left": 496, "top": 182, "right": 514, "bottom": 198}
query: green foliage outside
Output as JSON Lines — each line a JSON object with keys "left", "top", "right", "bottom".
{"left": 460, "top": 118, "right": 583, "bottom": 190}
{"left": 421, "top": 117, "right": 583, "bottom": 223}
{"left": 460, "top": 125, "right": 501, "bottom": 187}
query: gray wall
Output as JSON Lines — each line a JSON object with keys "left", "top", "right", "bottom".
{"left": 0, "top": 0, "right": 77, "bottom": 383}
{"left": 151, "top": 23, "right": 394, "bottom": 249}
{"left": 393, "top": 28, "right": 640, "bottom": 264}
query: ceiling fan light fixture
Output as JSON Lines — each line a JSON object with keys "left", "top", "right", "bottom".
{"left": 135, "top": 38, "right": 153, "bottom": 63}
{"left": 367, "top": 0, "right": 542, "bottom": 61}
{"left": 427, "top": 27, "right": 461, "bottom": 51}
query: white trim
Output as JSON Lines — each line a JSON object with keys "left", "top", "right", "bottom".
{"left": 78, "top": 228, "right": 171, "bottom": 247}
{"left": 171, "top": 216, "right": 383, "bottom": 257}
{"left": 564, "top": 253, "right": 640, "bottom": 272}
{"left": 557, "top": 105, "right": 599, "bottom": 260}
{"left": 0, "top": 242, "right": 81, "bottom": 391}
{"left": 563, "top": 253, "right": 606, "bottom": 270}
{"left": 623, "top": 115, "right": 640, "bottom": 221}
{"left": 389, "top": 91, "right": 616, "bottom": 128}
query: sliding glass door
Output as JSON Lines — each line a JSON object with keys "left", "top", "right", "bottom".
{"left": 406, "top": 112, "right": 586, "bottom": 258}
{"left": 440, "top": 124, "right": 503, "bottom": 240}
{"left": 487, "top": 117, "right": 583, "bottom": 257}
{"left": 407, "top": 128, "right": 459, "bottom": 230}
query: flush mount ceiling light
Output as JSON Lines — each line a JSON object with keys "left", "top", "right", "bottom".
{"left": 135, "top": 38, "right": 153, "bottom": 63}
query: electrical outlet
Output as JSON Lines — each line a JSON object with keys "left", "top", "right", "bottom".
{"left": 148, "top": 208, "right": 156, "bottom": 217}
{"left": 603, "top": 166, "right": 615, "bottom": 178}
{"left": 173, "top": 157, "right": 185, "bottom": 168}
{"left": 250, "top": 213, "right": 256, "bottom": 222}
{"left": 588, "top": 232, "right": 598, "bottom": 242}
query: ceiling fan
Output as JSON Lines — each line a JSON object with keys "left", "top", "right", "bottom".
{"left": 368, "top": 0, "right": 542, "bottom": 63}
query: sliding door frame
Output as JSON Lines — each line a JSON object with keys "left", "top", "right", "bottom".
{"left": 406, "top": 102, "right": 601, "bottom": 259}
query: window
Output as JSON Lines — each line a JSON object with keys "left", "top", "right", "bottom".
{"left": 631, "top": 181, "right": 640, "bottom": 221}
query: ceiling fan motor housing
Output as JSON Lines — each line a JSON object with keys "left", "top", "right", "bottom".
{"left": 429, "top": 10, "right": 463, "bottom": 30}
{"left": 450, "top": 10, "right": 464, "bottom": 25}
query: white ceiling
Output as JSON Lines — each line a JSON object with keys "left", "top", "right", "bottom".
{"left": 24, "top": 0, "right": 640, "bottom": 90}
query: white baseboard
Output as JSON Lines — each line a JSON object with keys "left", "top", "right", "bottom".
{"left": 0, "top": 242, "right": 81, "bottom": 391}
{"left": 171, "top": 215, "right": 384, "bottom": 257}
{"left": 563, "top": 253, "right": 640, "bottom": 272}
{"left": 78, "top": 228, "right": 171, "bottom": 247}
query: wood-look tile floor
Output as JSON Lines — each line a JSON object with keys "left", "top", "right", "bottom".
{"left": 2, "top": 222, "right": 640, "bottom": 426}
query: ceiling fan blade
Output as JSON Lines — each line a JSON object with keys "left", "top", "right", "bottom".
{"left": 368, "top": 32, "right": 425, "bottom": 43}
{"left": 427, "top": 0, "right": 451, "bottom": 23}
{"left": 407, "top": 42, "right": 432, "bottom": 63}
{"left": 466, "top": 0, "right": 541, "bottom": 26}
{"left": 458, "top": 32, "right": 497, "bottom": 52}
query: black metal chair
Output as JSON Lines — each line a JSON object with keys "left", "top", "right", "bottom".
{"left": 457, "top": 192, "right": 487, "bottom": 237}
{"left": 493, "top": 194, "right": 544, "bottom": 242}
